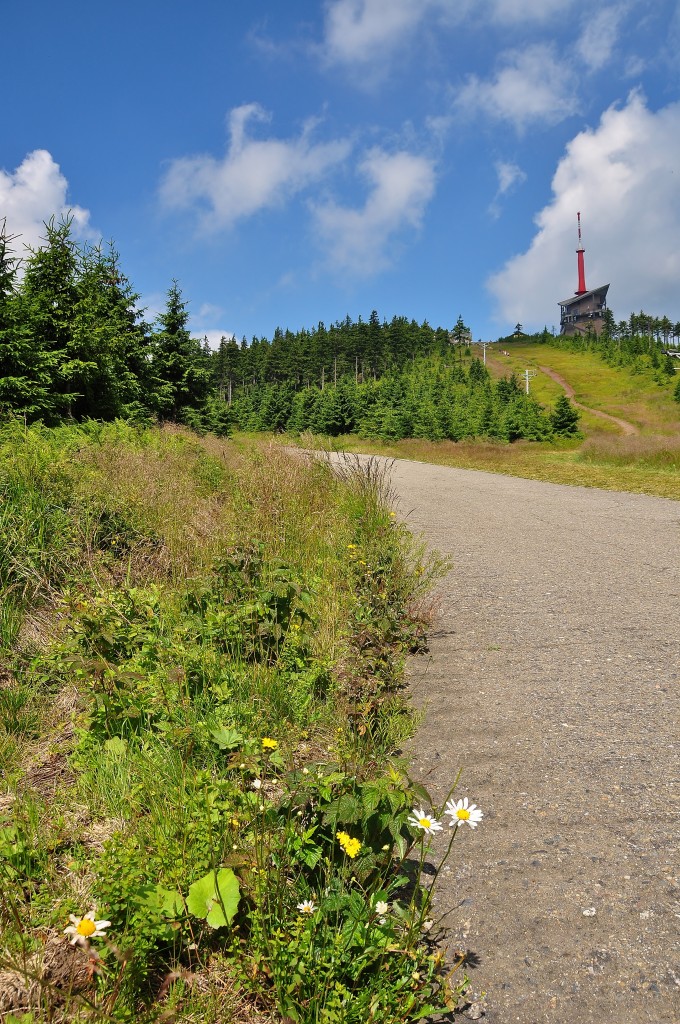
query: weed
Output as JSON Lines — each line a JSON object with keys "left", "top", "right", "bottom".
{"left": 0, "top": 422, "right": 469, "bottom": 1023}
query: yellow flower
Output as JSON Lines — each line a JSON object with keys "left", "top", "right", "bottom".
{"left": 261, "top": 737, "right": 278, "bottom": 750}
{"left": 336, "top": 830, "right": 362, "bottom": 858}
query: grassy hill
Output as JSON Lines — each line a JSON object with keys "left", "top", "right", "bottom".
{"left": 308, "top": 339, "right": 680, "bottom": 500}
{"left": 483, "top": 340, "right": 680, "bottom": 436}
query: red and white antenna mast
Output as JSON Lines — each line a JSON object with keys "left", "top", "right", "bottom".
{"left": 575, "top": 211, "right": 587, "bottom": 295}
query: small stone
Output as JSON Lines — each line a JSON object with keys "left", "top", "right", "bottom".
{"left": 582, "top": 907, "right": 596, "bottom": 917}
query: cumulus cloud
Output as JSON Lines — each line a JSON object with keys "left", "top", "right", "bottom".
{"left": 160, "top": 103, "right": 351, "bottom": 230}
{"left": 189, "top": 302, "right": 234, "bottom": 348}
{"left": 311, "top": 147, "right": 436, "bottom": 275}
{"left": 0, "top": 149, "right": 92, "bottom": 258}
{"left": 455, "top": 44, "right": 580, "bottom": 131}
{"left": 487, "top": 92, "right": 680, "bottom": 329}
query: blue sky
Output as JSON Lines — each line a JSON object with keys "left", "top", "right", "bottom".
{"left": 3, "top": 0, "right": 680, "bottom": 344}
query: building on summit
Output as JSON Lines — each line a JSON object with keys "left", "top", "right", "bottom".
{"left": 559, "top": 213, "right": 609, "bottom": 337}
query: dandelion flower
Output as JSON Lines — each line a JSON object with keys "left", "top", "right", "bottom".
{"left": 336, "top": 830, "right": 362, "bottom": 858}
{"left": 261, "top": 737, "right": 278, "bottom": 750}
{"left": 375, "top": 900, "right": 389, "bottom": 916}
{"left": 444, "top": 797, "right": 483, "bottom": 829}
{"left": 297, "top": 899, "right": 317, "bottom": 915}
{"left": 408, "top": 807, "right": 443, "bottom": 834}
{"left": 64, "top": 911, "right": 110, "bottom": 947}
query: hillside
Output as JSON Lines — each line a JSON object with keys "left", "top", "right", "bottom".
{"left": 482, "top": 339, "right": 680, "bottom": 437}
{"left": 321, "top": 339, "right": 680, "bottom": 500}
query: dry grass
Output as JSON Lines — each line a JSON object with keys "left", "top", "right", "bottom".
{"left": 285, "top": 433, "right": 680, "bottom": 501}
{"left": 578, "top": 432, "right": 680, "bottom": 468}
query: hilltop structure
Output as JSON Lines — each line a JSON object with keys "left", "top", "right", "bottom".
{"left": 558, "top": 213, "right": 609, "bottom": 336}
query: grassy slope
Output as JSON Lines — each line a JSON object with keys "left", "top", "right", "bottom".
{"left": 288, "top": 341, "right": 679, "bottom": 500}
{"left": 485, "top": 341, "right": 680, "bottom": 435}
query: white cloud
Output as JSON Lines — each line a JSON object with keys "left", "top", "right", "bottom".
{"left": 455, "top": 44, "right": 580, "bottom": 131}
{"left": 311, "top": 147, "right": 436, "bottom": 275}
{"left": 0, "top": 149, "right": 92, "bottom": 259}
{"left": 487, "top": 92, "right": 680, "bottom": 330}
{"left": 160, "top": 104, "right": 351, "bottom": 230}
{"left": 190, "top": 301, "right": 233, "bottom": 348}
{"left": 576, "top": 5, "right": 625, "bottom": 71}
{"left": 197, "top": 301, "right": 225, "bottom": 321}
{"left": 489, "top": 161, "right": 527, "bottom": 218}
{"left": 321, "top": 0, "right": 446, "bottom": 67}
{"left": 320, "top": 0, "right": 582, "bottom": 72}
{"left": 191, "top": 329, "right": 235, "bottom": 350}
{"left": 496, "top": 161, "right": 527, "bottom": 196}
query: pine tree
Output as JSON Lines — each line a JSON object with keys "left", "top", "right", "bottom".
{"left": 0, "top": 220, "right": 56, "bottom": 420}
{"left": 18, "top": 216, "right": 81, "bottom": 417}
{"left": 550, "top": 394, "right": 580, "bottom": 436}
{"left": 69, "top": 242, "right": 149, "bottom": 418}
{"left": 150, "top": 281, "right": 211, "bottom": 421}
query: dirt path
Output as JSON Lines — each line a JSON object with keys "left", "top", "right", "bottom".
{"left": 380, "top": 458, "right": 679, "bottom": 1023}
{"left": 538, "top": 366, "right": 640, "bottom": 436}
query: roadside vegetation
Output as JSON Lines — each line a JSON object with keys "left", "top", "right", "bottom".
{"left": 0, "top": 421, "right": 482, "bottom": 1023}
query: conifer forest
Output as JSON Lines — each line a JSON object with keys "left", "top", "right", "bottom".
{"left": 2, "top": 217, "right": 676, "bottom": 441}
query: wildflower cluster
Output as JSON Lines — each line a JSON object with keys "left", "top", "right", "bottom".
{"left": 336, "top": 830, "right": 362, "bottom": 858}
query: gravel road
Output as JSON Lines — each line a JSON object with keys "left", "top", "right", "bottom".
{"left": 381, "top": 457, "right": 679, "bottom": 1023}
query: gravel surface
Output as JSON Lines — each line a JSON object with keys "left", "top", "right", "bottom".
{"left": 382, "top": 457, "right": 679, "bottom": 1023}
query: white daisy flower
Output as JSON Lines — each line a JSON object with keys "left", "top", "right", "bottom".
{"left": 297, "top": 899, "right": 317, "bottom": 915}
{"left": 64, "top": 911, "right": 111, "bottom": 947}
{"left": 444, "top": 797, "right": 483, "bottom": 829}
{"left": 408, "top": 807, "right": 443, "bottom": 834}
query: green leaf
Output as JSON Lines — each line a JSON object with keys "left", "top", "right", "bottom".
{"left": 103, "top": 736, "right": 128, "bottom": 756}
{"left": 187, "top": 868, "right": 240, "bottom": 929}
{"left": 146, "top": 885, "right": 185, "bottom": 918}
{"left": 409, "top": 781, "right": 432, "bottom": 806}
{"left": 323, "top": 792, "right": 361, "bottom": 825}
{"left": 300, "top": 846, "right": 322, "bottom": 869}
{"left": 208, "top": 725, "right": 243, "bottom": 750}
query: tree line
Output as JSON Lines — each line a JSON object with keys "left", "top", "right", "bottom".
{"left": 0, "top": 217, "right": 584, "bottom": 439}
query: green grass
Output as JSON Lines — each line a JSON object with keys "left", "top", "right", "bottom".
{"left": 483, "top": 340, "right": 680, "bottom": 435}
{"left": 0, "top": 421, "right": 467, "bottom": 1024}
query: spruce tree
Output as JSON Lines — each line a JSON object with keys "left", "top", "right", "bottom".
{"left": 150, "top": 281, "right": 211, "bottom": 421}
{"left": 550, "top": 394, "right": 581, "bottom": 436}
{"left": 18, "top": 216, "right": 81, "bottom": 417}
{"left": 0, "top": 220, "right": 56, "bottom": 420}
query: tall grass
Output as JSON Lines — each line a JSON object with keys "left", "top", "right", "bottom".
{"left": 0, "top": 420, "right": 463, "bottom": 1024}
